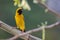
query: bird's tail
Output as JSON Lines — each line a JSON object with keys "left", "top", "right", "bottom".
{"left": 19, "top": 29, "right": 26, "bottom": 32}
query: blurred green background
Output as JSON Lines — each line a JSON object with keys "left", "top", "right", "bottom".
{"left": 0, "top": 0, "right": 60, "bottom": 40}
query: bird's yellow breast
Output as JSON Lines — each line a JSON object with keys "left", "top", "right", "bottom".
{"left": 15, "top": 13, "right": 24, "bottom": 24}
{"left": 15, "top": 12, "right": 25, "bottom": 31}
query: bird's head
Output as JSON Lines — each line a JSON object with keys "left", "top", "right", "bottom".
{"left": 17, "top": 8, "right": 22, "bottom": 15}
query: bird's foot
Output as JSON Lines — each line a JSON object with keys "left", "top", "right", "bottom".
{"left": 19, "top": 29, "right": 25, "bottom": 33}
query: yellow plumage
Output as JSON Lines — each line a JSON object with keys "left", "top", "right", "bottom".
{"left": 15, "top": 8, "right": 25, "bottom": 32}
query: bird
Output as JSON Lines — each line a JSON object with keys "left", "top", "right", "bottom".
{"left": 15, "top": 8, "right": 30, "bottom": 40}
{"left": 15, "top": 7, "right": 25, "bottom": 32}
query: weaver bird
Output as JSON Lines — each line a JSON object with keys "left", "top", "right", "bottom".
{"left": 15, "top": 8, "right": 25, "bottom": 32}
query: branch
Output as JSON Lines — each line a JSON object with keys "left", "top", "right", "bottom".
{"left": 35, "top": 0, "right": 60, "bottom": 17}
{"left": 8, "top": 21, "right": 60, "bottom": 40}
{"left": 0, "top": 21, "right": 41, "bottom": 40}
{"left": 18, "top": 21, "right": 59, "bottom": 34}
{"left": 0, "top": 21, "right": 59, "bottom": 40}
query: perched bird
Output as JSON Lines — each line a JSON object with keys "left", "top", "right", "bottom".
{"left": 15, "top": 8, "right": 29, "bottom": 40}
{"left": 15, "top": 8, "right": 25, "bottom": 32}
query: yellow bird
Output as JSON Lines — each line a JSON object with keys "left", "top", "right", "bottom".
{"left": 15, "top": 8, "right": 25, "bottom": 32}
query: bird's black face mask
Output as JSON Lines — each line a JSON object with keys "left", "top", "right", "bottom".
{"left": 18, "top": 9, "right": 22, "bottom": 15}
